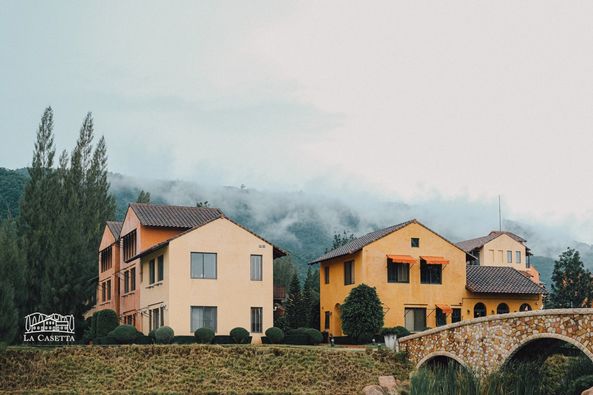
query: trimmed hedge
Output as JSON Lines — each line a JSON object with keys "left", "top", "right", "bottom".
{"left": 109, "top": 325, "right": 139, "bottom": 344}
{"left": 380, "top": 326, "right": 410, "bottom": 338}
{"left": 265, "top": 327, "right": 284, "bottom": 344}
{"left": 284, "top": 334, "right": 310, "bottom": 345}
{"left": 230, "top": 327, "right": 250, "bottom": 344}
{"left": 357, "top": 332, "right": 374, "bottom": 345}
{"left": 304, "top": 328, "right": 323, "bottom": 345}
{"left": 173, "top": 336, "right": 196, "bottom": 344}
{"left": 155, "top": 326, "right": 175, "bottom": 344}
{"left": 134, "top": 335, "right": 154, "bottom": 345}
{"left": 195, "top": 328, "right": 215, "bottom": 344}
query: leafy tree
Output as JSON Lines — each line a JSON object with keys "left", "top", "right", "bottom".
{"left": 285, "top": 273, "right": 306, "bottom": 328}
{"left": 340, "top": 284, "right": 384, "bottom": 340}
{"left": 326, "top": 230, "right": 356, "bottom": 252}
{"left": 136, "top": 190, "right": 151, "bottom": 203}
{"left": 547, "top": 248, "right": 593, "bottom": 308}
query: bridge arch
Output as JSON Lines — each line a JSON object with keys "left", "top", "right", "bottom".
{"left": 502, "top": 333, "right": 593, "bottom": 367}
{"left": 416, "top": 351, "right": 469, "bottom": 370}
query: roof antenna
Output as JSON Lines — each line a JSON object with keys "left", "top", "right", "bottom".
{"left": 498, "top": 195, "right": 502, "bottom": 231}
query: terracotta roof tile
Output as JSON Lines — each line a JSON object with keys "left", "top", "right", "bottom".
{"left": 130, "top": 203, "right": 223, "bottom": 228}
{"left": 456, "top": 231, "right": 526, "bottom": 253}
{"left": 106, "top": 221, "right": 123, "bottom": 239}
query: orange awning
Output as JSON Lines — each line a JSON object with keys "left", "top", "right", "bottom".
{"left": 436, "top": 304, "right": 452, "bottom": 315}
{"left": 386, "top": 255, "right": 417, "bottom": 265}
{"left": 421, "top": 256, "right": 449, "bottom": 265}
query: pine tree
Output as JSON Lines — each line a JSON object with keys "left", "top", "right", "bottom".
{"left": 0, "top": 279, "right": 18, "bottom": 344}
{"left": 286, "top": 273, "right": 306, "bottom": 329}
{"left": 136, "top": 190, "right": 151, "bottom": 203}
{"left": 547, "top": 248, "right": 593, "bottom": 308}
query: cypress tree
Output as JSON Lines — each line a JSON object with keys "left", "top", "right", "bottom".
{"left": 18, "top": 107, "right": 58, "bottom": 313}
{"left": 0, "top": 280, "right": 18, "bottom": 344}
{"left": 286, "top": 273, "right": 306, "bottom": 329}
{"left": 547, "top": 248, "right": 593, "bottom": 308}
{"left": 302, "top": 268, "right": 314, "bottom": 327}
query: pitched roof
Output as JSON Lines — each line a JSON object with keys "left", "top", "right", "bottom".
{"left": 129, "top": 203, "right": 224, "bottom": 228}
{"left": 126, "top": 211, "right": 287, "bottom": 262}
{"left": 106, "top": 221, "right": 123, "bottom": 239}
{"left": 466, "top": 265, "right": 545, "bottom": 294}
{"left": 309, "top": 219, "right": 468, "bottom": 264}
{"left": 456, "top": 231, "right": 526, "bottom": 253}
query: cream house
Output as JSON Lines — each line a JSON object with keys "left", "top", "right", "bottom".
{"left": 457, "top": 231, "right": 540, "bottom": 283}
{"left": 127, "top": 207, "right": 285, "bottom": 342}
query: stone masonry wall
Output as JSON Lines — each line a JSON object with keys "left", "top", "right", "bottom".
{"left": 399, "top": 308, "right": 593, "bottom": 374}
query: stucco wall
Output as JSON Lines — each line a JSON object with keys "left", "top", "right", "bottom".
{"left": 139, "top": 218, "right": 274, "bottom": 342}
{"left": 479, "top": 234, "right": 527, "bottom": 270}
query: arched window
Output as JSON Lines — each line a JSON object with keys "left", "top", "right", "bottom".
{"left": 519, "top": 303, "right": 532, "bottom": 311}
{"left": 497, "top": 303, "right": 510, "bottom": 314}
{"left": 474, "top": 302, "right": 486, "bottom": 318}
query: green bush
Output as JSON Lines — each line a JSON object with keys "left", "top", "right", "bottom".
{"left": 109, "top": 325, "right": 139, "bottom": 344}
{"left": 194, "top": 328, "right": 215, "bottom": 344}
{"left": 265, "top": 327, "right": 284, "bottom": 344}
{"left": 284, "top": 334, "right": 310, "bottom": 345}
{"left": 340, "top": 284, "right": 384, "bottom": 340}
{"left": 0, "top": 342, "right": 6, "bottom": 354}
{"left": 381, "top": 326, "right": 410, "bottom": 338}
{"left": 155, "top": 326, "right": 175, "bottom": 344}
{"left": 134, "top": 335, "right": 154, "bottom": 345}
{"left": 357, "top": 332, "right": 374, "bottom": 344}
{"left": 230, "top": 327, "right": 250, "bottom": 344}
{"left": 148, "top": 329, "right": 156, "bottom": 340}
{"left": 568, "top": 374, "right": 593, "bottom": 395}
{"left": 94, "top": 309, "right": 119, "bottom": 338}
{"left": 304, "top": 328, "right": 323, "bottom": 345}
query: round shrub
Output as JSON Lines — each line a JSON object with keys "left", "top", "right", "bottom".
{"left": 194, "top": 327, "right": 215, "bottom": 344}
{"left": 94, "top": 309, "right": 119, "bottom": 338}
{"left": 148, "top": 329, "right": 156, "bottom": 340}
{"left": 109, "top": 325, "right": 139, "bottom": 344}
{"left": 230, "top": 327, "right": 250, "bottom": 344}
{"left": 381, "top": 326, "right": 410, "bottom": 338}
{"left": 265, "top": 327, "right": 284, "bottom": 344}
{"left": 304, "top": 328, "right": 323, "bottom": 345}
{"left": 155, "top": 326, "right": 175, "bottom": 344}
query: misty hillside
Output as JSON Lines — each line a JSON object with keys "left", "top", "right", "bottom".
{"left": 1, "top": 167, "right": 589, "bottom": 285}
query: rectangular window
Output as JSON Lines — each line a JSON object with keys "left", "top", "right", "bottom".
{"left": 324, "top": 311, "right": 331, "bottom": 330}
{"left": 191, "top": 253, "right": 217, "bottom": 279}
{"left": 516, "top": 251, "right": 521, "bottom": 264}
{"left": 100, "top": 247, "right": 112, "bottom": 272}
{"left": 149, "top": 259, "right": 155, "bottom": 284}
{"left": 191, "top": 306, "right": 217, "bottom": 332}
{"left": 507, "top": 250, "right": 513, "bottom": 263}
{"left": 251, "top": 307, "right": 263, "bottom": 333}
{"left": 150, "top": 308, "right": 161, "bottom": 331}
{"left": 387, "top": 261, "right": 410, "bottom": 283}
{"left": 130, "top": 267, "right": 136, "bottom": 291}
{"left": 344, "top": 260, "right": 354, "bottom": 285}
{"left": 324, "top": 266, "right": 330, "bottom": 284}
{"left": 420, "top": 261, "right": 442, "bottom": 284}
{"left": 106, "top": 279, "right": 111, "bottom": 301}
{"left": 404, "top": 308, "right": 426, "bottom": 332}
{"left": 436, "top": 308, "right": 446, "bottom": 327}
{"left": 452, "top": 308, "right": 462, "bottom": 323}
{"left": 101, "top": 282, "right": 106, "bottom": 302}
{"left": 157, "top": 255, "right": 164, "bottom": 282}
{"left": 411, "top": 237, "right": 420, "bottom": 248}
{"left": 124, "top": 270, "right": 130, "bottom": 293}
{"left": 123, "top": 230, "right": 137, "bottom": 261}
{"left": 250, "top": 255, "right": 262, "bottom": 281}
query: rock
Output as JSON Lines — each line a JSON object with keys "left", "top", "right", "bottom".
{"left": 379, "top": 376, "right": 397, "bottom": 390}
{"left": 362, "top": 384, "right": 386, "bottom": 395}
{"left": 581, "top": 387, "right": 593, "bottom": 395}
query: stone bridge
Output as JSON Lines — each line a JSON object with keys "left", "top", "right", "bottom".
{"left": 399, "top": 308, "right": 593, "bottom": 374}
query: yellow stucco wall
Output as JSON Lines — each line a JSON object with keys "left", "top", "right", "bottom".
{"left": 139, "top": 218, "right": 274, "bottom": 342}
{"left": 319, "top": 221, "right": 543, "bottom": 335}
{"left": 479, "top": 234, "right": 527, "bottom": 270}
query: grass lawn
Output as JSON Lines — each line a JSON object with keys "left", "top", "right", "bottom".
{"left": 0, "top": 345, "right": 411, "bottom": 394}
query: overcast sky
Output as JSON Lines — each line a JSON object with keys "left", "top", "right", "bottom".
{"left": 1, "top": 1, "right": 593, "bottom": 239}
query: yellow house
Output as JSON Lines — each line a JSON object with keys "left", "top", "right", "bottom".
{"left": 127, "top": 206, "right": 285, "bottom": 342}
{"left": 310, "top": 220, "right": 545, "bottom": 335}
